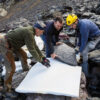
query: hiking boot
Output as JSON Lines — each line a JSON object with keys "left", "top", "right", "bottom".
{"left": 5, "top": 90, "right": 18, "bottom": 99}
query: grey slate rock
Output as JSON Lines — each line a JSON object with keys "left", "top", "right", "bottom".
{"left": 54, "top": 43, "right": 77, "bottom": 66}
{"left": 89, "top": 49, "right": 100, "bottom": 65}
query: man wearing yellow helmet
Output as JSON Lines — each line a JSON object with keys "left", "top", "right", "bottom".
{"left": 66, "top": 14, "right": 100, "bottom": 77}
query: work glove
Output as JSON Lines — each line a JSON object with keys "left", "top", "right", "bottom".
{"left": 76, "top": 52, "right": 81, "bottom": 63}
{"left": 41, "top": 57, "right": 50, "bottom": 67}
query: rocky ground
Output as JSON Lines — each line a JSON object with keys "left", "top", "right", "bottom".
{"left": 0, "top": 0, "right": 66, "bottom": 31}
{"left": 0, "top": 0, "right": 100, "bottom": 100}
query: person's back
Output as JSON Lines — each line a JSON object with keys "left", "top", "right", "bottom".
{"left": 79, "top": 19, "right": 100, "bottom": 38}
{"left": 6, "top": 26, "right": 34, "bottom": 49}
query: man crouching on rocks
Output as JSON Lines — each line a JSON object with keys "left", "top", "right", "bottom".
{"left": 0, "top": 22, "right": 50, "bottom": 93}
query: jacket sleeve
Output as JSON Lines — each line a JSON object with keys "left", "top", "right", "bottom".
{"left": 79, "top": 25, "right": 89, "bottom": 53}
{"left": 24, "top": 30, "right": 43, "bottom": 62}
{"left": 78, "top": 34, "right": 81, "bottom": 46}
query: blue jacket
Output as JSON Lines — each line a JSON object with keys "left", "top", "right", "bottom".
{"left": 44, "top": 21, "right": 62, "bottom": 54}
{"left": 77, "top": 19, "right": 100, "bottom": 53}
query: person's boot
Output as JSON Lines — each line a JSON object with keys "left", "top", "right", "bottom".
{"left": 5, "top": 89, "right": 18, "bottom": 99}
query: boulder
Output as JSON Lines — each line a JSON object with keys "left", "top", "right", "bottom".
{"left": 0, "top": 0, "right": 6, "bottom": 3}
{"left": 82, "top": 12, "right": 92, "bottom": 18}
{"left": 89, "top": 49, "right": 100, "bottom": 66}
{"left": 79, "top": 7, "right": 85, "bottom": 12}
{"left": 0, "top": 8, "right": 7, "bottom": 17}
{"left": 7, "top": 17, "right": 31, "bottom": 30}
{"left": 54, "top": 43, "right": 77, "bottom": 66}
{"left": 95, "top": 21, "right": 100, "bottom": 28}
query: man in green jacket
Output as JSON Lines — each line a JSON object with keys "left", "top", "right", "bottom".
{"left": 0, "top": 22, "right": 50, "bottom": 92}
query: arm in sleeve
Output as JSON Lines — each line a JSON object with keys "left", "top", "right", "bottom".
{"left": 24, "top": 30, "right": 43, "bottom": 62}
{"left": 78, "top": 34, "right": 81, "bottom": 47}
{"left": 79, "top": 26, "right": 89, "bottom": 53}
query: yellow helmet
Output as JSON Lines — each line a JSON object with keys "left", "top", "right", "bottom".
{"left": 66, "top": 14, "right": 78, "bottom": 26}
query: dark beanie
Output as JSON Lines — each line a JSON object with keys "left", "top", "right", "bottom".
{"left": 34, "top": 23, "right": 45, "bottom": 30}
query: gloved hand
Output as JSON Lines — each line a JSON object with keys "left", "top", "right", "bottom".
{"left": 76, "top": 53, "right": 81, "bottom": 63}
{"left": 41, "top": 57, "right": 50, "bottom": 67}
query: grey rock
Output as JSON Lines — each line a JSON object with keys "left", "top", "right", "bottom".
{"left": 51, "top": 6, "right": 58, "bottom": 9}
{"left": 26, "top": 94, "right": 68, "bottom": 100}
{"left": 89, "top": 49, "right": 100, "bottom": 65}
{"left": 0, "top": 0, "right": 5, "bottom": 3}
{"left": 54, "top": 43, "right": 77, "bottom": 66}
{"left": 0, "top": 8, "right": 7, "bottom": 17}
{"left": 82, "top": 12, "right": 92, "bottom": 18}
{"left": 95, "top": 21, "right": 100, "bottom": 27}
{"left": 7, "top": 17, "right": 31, "bottom": 30}
{"left": 79, "top": 7, "right": 85, "bottom": 12}
{"left": 88, "top": 97, "right": 100, "bottom": 100}
{"left": 12, "top": 71, "right": 28, "bottom": 88}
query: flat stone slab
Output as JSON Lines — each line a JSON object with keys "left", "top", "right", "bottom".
{"left": 16, "top": 58, "right": 81, "bottom": 97}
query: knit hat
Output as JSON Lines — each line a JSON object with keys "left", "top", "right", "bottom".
{"left": 34, "top": 21, "right": 46, "bottom": 30}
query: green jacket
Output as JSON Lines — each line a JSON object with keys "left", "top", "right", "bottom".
{"left": 6, "top": 26, "right": 44, "bottom": 62}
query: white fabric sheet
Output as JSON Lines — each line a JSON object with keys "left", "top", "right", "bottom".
{"left": 16, "top": 58, "right": 81, "bottom": 97}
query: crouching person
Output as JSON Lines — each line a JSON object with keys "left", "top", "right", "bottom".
{"left": 41, "top": 17, "right": 64, "bottom": 59}
{"left": 66, "top": 14, "right": 100, "bottom": 77}
{"left": 0, "top": 22, "right": 50, "bottom": 93}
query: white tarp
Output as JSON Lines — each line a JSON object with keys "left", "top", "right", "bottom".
{"left": 16, "top": 58, "right": 81, "bottom": 97}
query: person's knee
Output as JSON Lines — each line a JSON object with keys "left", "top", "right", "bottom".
{"left": 88, "top": 41, "right": 96, "bottom": 49}
{"left": 81, "top": 50, "right": 88, "bottom": 57}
